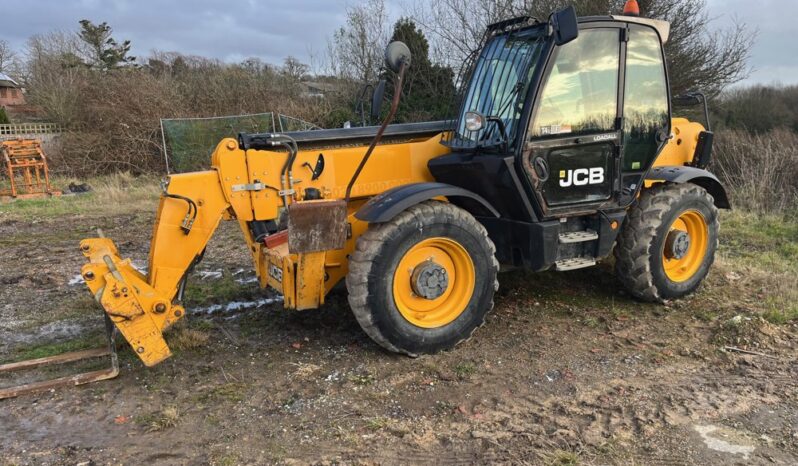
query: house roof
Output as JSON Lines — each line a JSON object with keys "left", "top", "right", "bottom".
{"left": 0, "top": 73, "right": 20, "bottom": 88}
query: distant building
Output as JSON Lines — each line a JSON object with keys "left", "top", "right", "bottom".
{"left": 0, "top": 73, "right": 25, "bottom": 107}
{"left": 301, "top": 81, "right": 338, "bottom": 99}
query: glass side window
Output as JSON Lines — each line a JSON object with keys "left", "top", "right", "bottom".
{"left": 531, "top": 29, "right": 620, "bottom": 137}
{"left": 622, "top": 25, "right": 669, "bottom": 171}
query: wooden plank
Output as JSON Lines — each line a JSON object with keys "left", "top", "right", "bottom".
{"left": 0, "top": 367, "right": 119, "bottom": 400}
{"left": 0, "top": 348, "right": 111, "bottom": 372}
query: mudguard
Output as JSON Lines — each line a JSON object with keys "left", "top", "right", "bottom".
{"left": 647, "top": 166, "right": 731, "bottom": 209}
{"left": 355, "top": 182, "right": 500, "bottom": 223}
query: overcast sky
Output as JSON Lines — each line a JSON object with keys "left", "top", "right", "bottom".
{"left": 3, "top": 0, "right": 795, "bottom": 86}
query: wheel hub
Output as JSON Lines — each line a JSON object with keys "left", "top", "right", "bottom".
{"left": 410, "top": 260, "right": 449, "bottom": 300}
{"left": 665, "top": 230, "right": 691, "bottom": 260}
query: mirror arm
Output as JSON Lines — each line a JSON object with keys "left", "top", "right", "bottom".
{"left": 345, "top": 63, "right": 408, "bottom": 203}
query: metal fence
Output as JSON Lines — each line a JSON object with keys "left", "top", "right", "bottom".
{"left": 161, "top": 113, "right": 320, "bottom": 173}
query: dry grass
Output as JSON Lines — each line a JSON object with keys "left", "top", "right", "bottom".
{"left": 137, "top": 405, "right": 180, "bottom": 432}
{"left": 0, "top": 172, "right": 160, "bottom": 220}
{"left": 167, "top": 324, "right": 211, "bottom": 351}
{"left": 713, "top": 129, "right": 798, "bottom": 215}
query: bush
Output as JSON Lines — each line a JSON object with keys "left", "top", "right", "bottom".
{"left": 0, "top": 107, "right": 9, "bottom": 124}
{"left": 712, "top": 129, "right": 798, "bottom": 215}
{"left": 26, "top": 53, "right": 354, "bottom": 176}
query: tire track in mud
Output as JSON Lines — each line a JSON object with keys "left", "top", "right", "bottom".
{"left": 461, "top": 357, "right": 796, "bottom": 450}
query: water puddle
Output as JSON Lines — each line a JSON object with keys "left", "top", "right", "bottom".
{"left": 197, "top": 269, "right": 223, "bottom": 280}
{"left": 193, "top": 297, "right": 283, "bottom": 316}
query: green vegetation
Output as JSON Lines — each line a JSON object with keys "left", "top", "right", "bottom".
{"left": 198, "top": 382, "right": 248, "bottom": 403}
{"left": 365, "top": 416, "right": 390, "bottom": 431}
{"left": 453, "top": 361, "right": 477, "bottom": 379}
{"left": 718, "top": 211, "right": 798, "bottom": 324}
{"left": 0, "top": 172, "right": 159, "bottom": 220}
{"left": 2, "top": 333, "right": 104, "bottom": 364}
{"left": 720, "top": 211, "right": 798, "bottom": 273}
{"left": 183, "top": 274, "right": 254, "bottom": 308}
{"left": 546, "top": 450, "right": 580, "bottom": 466}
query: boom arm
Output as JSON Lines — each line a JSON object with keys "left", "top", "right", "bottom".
{"left": 80, "top": 170, "right": 230, "bottom": 366}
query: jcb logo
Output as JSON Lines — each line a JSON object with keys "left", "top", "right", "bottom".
{"left": 559, "top": 167, "right": 604, "bottom": 187}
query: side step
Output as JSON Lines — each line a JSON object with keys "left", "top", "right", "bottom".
{"left": 559, "top": 229, "right": 598, "bottom": 244}
{"left": 555, "top": 257, "right": 596, "bottom": 271}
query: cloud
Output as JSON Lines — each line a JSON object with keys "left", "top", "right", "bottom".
{"left": 3, "top": 0, "right": 795, "bottom": 86}
{"left": 3, "top": 0, "right": 350, "bottom": 68}
{"left": 705, "top": 0, "right": 798, "bottom": 85}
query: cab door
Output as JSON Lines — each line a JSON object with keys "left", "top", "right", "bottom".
{"left": 523, "top": 26, "right": 623, "bottom": 215}
{"left": 618, "top": 24, "right": 671, "bottom": 204}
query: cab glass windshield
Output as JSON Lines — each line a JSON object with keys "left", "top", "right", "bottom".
{"left": 452, "top": 30, "right": 545, "bottom": 148}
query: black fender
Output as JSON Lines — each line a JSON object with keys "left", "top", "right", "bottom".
{"left": 647, "top": 166, "right": 731, "bottom": 209}
{"left": 354, "top": 182, "right": 500, "bottom": 223}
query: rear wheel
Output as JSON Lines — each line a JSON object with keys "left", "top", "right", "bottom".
{"left": 615, "top": 183, "right": 719, "bottom": 302}
{"left": 346, "top": 201, "right": 499, "bottom": 356}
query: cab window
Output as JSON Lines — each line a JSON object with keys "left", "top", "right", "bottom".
{"left": 622, "top": 25, "right": 669, "bottom": 171}
{"left": 531, "top": 28, "right": 620, "bottom": 137}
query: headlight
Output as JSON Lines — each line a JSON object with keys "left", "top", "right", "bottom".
{"left": 464, "top": 111, "right": 485, "bottom": 132}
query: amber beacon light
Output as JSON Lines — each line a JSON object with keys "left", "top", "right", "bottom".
{"left": 623, "top": 0, "right": 641, "bottom": 16}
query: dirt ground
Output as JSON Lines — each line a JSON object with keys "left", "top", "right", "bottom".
{"left": 1, "top": 183, "right": 797, "bottom": 465}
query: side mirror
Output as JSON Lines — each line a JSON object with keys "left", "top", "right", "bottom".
{"left": 371, "top": 80, "right": 386, "bottom": 123}
{"left": 384, "top": 41, "right": 411, "bottom": 73}
{"left": 551, "top": 6, "right": 578, "bottom": 46}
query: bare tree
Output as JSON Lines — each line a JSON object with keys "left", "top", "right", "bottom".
{"left": 409, "top": 0, "right": 752, "bottom": 96}
{"left": 282, "top": 56, "right": 309, "bottom": 81}
{"left": 24, "top": 31, "right": 87, "bottom": 126}
{"left": 0, "top": 40, "right": 20, "bottom": 75}
{"left": 327, "top": 0, "right": 389, "bottom": 84}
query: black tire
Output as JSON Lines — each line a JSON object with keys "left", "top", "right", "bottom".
{"left": 346, "top": 201, "right": 499, "bottom": 356}
{"left": 614, "top": 183, "right": 719, "bottom": 302}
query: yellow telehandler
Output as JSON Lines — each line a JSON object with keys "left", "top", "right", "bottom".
{"left": 1, "top": 4, "right": 730, "bottom": 397}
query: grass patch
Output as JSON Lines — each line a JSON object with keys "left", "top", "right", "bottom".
{"left": 210, "top": 453, "right": 242, "bottom": 466}
{"left": 183, "top": 274, "right": 252, "bottom": 308}
{"left": 349, "top": 372, "right": 375, "bottom": 386}
{"left": 2, "top": 333, "right": 104, "bottom": 364}
{"left": 365, "top": 416, "right": 390, "bottom": 431}
{"left": 0, "top": 172, "right": 160, "bottom": 220}
{"left": 453, "top": 361, "right": 477, "bottom": 380}
{"left": 136, "top": 405, "right": 180, "bottom": 432}
{"left": 716, "top": 210, "right": 798, "bottom": 324}
{"left": 763, "top": 305, "right": 798, "bottom": 325}
{"left": 546, "top": 450, "right": 580, "bottom": 466}
{"left": 719, "top": 210, "right": 798, "bottom": 274}
{"left": 166, "top": 323, "right": 210, "bottom": 351}
{"left": 199, "top": 382, "right": 248, "bottom": 403}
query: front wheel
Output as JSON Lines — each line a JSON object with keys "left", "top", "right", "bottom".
{"left": 346, "top": 201, "right": 499, "bottom": 356}
{"left": 615, "top": 183, "right": 719, "bottom": 302}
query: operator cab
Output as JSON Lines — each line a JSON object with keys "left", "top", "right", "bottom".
{"left": 433, "top": 8, "right": 673, "bottom": 221}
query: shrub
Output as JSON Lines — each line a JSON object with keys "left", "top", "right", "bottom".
{"left": 712, "top": 129, "right": 798, "bottom": 215}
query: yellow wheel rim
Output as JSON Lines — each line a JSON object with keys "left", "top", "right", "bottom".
{"left": 392, "top": 237, "right": 476, "bottom": 328}
{"left": 662, "top": 209, "right": 708, "bottom": 283}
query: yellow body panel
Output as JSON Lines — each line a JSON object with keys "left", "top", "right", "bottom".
{"left": 654, "top": 118, "right": 705, "bottom": 168}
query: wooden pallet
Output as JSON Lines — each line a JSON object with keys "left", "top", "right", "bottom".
{"left": 0, "top": 138, "right": 61, "bottom": 200}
